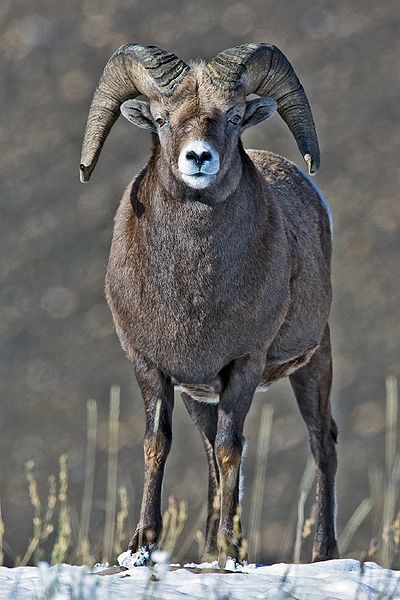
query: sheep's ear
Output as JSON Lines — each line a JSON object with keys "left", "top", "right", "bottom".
{"left": 121, "top": 99, "right": 156, "bottom": 131}
{"left": 241, "top": 98, "right": 277, "bottom": 131}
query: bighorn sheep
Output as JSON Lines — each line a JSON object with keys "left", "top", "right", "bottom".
{"left": 80, "top": 43, "right": 338, "bottom": 566}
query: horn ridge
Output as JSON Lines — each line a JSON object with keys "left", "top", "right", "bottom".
{"left": 206, "top": 43, "right": 320, "bottom": 174}
{"left": 80, "top": 44, "right": 189, "bottom": 182}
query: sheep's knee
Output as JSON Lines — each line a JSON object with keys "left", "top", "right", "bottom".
{"left": 215, "top": 443, "right": 242, "bottom": 480}
{"left": 144, "top": 432, "right": 171, "bottom": 466}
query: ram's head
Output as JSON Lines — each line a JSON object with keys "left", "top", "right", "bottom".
{"left": 80, "top": 44, "right": 320, "bottom": 188}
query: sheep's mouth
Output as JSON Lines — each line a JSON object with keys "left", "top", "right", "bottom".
{"left": 179, "top": 171, "right": 217, "bottom": 190}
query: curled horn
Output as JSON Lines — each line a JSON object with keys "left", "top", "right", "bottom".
{"left": 80, "top": 44, "right": 190, "bottom": 182}
{"left": 207, "top": 43, "right": 320, "bottom": 175}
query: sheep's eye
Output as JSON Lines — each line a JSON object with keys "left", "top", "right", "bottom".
{"left": 228, "top": 114, "right": 242, "bottom": 125}
{"left": 156, "top": 117, "right": 166, "bottom": 127}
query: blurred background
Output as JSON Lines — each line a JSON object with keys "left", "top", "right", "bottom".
{"left": 0, "top": 0, "right": 399, "bottom": 566}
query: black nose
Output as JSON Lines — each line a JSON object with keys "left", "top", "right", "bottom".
{"left": 186, "top": 150, "right": 212, "bottom": 167}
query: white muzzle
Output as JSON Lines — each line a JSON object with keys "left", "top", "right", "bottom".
{"left": 178, "top": 140, "right": 220, "bottom": 189}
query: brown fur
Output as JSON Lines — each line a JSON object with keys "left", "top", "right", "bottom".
{"left": 102, "top": 66, "right": 338, "bottom": 565}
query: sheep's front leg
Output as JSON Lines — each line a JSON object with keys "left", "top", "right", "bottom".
{"left": 128, "top": 353, "right": 174, "bottom": 562}
{"left": 181, "top": 395, "right": 220, "bottom": 560}
{"left": 215, "top": 355, "right": 264, "bottom": 567}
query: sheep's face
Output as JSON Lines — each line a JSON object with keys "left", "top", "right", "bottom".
{"left": 121, "top": 69, "right": 277, "bottom": 191}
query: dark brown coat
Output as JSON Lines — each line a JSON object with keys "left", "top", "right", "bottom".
{"left": 105, "top": 141, "right": 338, "bottom": 565}
{"left": 80, "top": 43, "right": 338, "bottom": 566}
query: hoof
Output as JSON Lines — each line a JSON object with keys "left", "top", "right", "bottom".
{"left": 202, "top": 548, "right": 219, "bottom": 563}
{"left": 218, "top": 548, "right": 243, "bottom": 570}
{"left": 224, "top": 556, "right": 243, "bottom": 571}
{"left": 312, "top": 544, "right": 339, "bottom": 562}
{"left": 118, "top": 545, "right": 155, "bottom": 568}
{"left": 129, "top": 526, "right": 159, "bottom": 553}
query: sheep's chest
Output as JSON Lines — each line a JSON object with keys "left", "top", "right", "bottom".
{"left": 106, "top": 250, "right": 282, "bottom": 382}
{"left": 106, "top": 195, "right": 289, "bottom": 382}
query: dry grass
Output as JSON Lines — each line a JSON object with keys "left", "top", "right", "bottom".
{"left": 338, "top": 497, "right": 374, "bottom": 555}
{"left": 380, "top": 375, "right": 399, "bottom": 567}
{"left": 102, "top": 385, "right": 120, "bottom": 564}
{"left": 248, "top": 402, "right": 273, "bottom": 562}
{"left": 278, "top": 457, "right": 312, "bottom": 562}
{"left": 293, "top": 456, "right": 315, "bottom": 563}
{"left": 0, "top": 500, "right": 4, "bottom": 566}
{"left": 18, "top": 464, "right": 57, "bottom": 566}
{"left": 2, "top": 377, "right": 400, "bottom": 570}
{"left": 175, "top": 503, "right": 207, "bottom": 563}
{"left": 51, "top": 455, "right": 72, "bottom": 564}
{"left": 1, "top": 387, "right": 188, "bottom": 567}
{"left": 159, "top": 497, "right": 188, "bottom": 557}
{"left": 77, "top": 399, "right": 97, "bottom": 565}
{"left": 113, "top": 486, "right": 129, "bottom": 556}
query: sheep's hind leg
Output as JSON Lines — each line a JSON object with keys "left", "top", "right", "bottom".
{"left": 214, "top": 355, "right": 264, "bottom": 567}
{"left": 181, "top": 395, "right": 220, "bottom": 561}
{"left": 127, "top": 353, "right": 174, "bottom": 565}
{"left": 289, "top": 324, "right": 339, "bottom": 562}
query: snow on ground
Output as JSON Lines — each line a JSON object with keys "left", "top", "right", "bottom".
{"left": 0, "top": 559, "right": 399, "bottom": 599}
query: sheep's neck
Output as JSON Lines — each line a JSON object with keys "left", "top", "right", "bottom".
{"left": 132, "top": 144, "right": 270, "bottom": 276}
{"left": 149, "top": 137, "right": 246, "bottom": 206}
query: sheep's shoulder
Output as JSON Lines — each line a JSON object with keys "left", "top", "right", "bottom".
{"left": 246, "top": 149, "right": 332, "bottom": 241}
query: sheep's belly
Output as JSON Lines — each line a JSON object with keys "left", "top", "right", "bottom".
{"left": 261, "top": 343, "right": 319, "bottom": 385}
{"left": 170, "top": 343, "right": 319, "bottom": 405}
{"left": 109, "top": 288, "right": 287, "bottom": 381}
{"left": 106, "top": 265, "right": 320, "bottom": 391}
